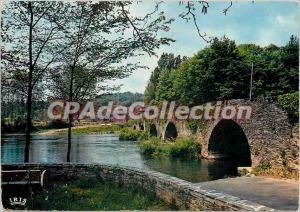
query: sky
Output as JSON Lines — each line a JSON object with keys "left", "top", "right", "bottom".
{"left": 108, "top": 1, "right": 299, "bottom": 93}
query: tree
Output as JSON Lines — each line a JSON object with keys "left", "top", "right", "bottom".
{"left": 144, "top": 53, "right": 186, "bottom": 104}
{"left": 238, "top": 35, "right": 299, "bottom": 97}
{"left": 2, "top": 1, "right": 67, "bottom": 162}
{"left": 280, "top": 35, "right": 299, "bottom": 92}
{"left": 48, "top": 1, "right": 174, "bottom": 161}
{"left": 150, "top": 36, "right": 299, "bottom": 106}
{"left": 169, "top": 37, "right": 248, "bottom": 105}
{"left": 155, "top": 69, "right": 176, "bottom": 102}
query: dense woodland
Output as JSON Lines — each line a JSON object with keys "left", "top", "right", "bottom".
{"left": 96, "top": 92, "right": 143, "bottom": 106}
{"left": 144, "top": 36, "right": 299, "bottom": 122}
{"left": 1, "top": 92, "right": 143, "bottom": 124}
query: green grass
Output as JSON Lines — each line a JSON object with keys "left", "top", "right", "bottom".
{"left": 27, "top": 178, "right": 171, "bottom": 210}
{"left": 70, "top": 125, "right": 121, "bottom": 134}
{"left": 140, "top": 137, "right": 201, "bottom": 159}
{"left": 119, "top": 128, "right": 148, "bottom": 141}
{"left": 38, "top": 124, "right": 121, "bottom": 134}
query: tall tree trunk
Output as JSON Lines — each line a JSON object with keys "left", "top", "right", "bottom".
{"left": 66, "top": 68, "right": 74, "bottom": 162}
{"left": 24, "top": 2, "right": 34, "bottom": 163}
{"left": 24, "top": 85, "right": 32, "bottom": 162}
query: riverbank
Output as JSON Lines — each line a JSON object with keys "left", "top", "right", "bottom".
{"left": 37, "top": 124, "right": 121, "bottom": 135}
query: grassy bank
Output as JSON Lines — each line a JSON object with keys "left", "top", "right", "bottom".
{"left": 119, "top": 128, "right": 148, "bottom": 141}
{"left": 38, "top": 124, "right": 121, "bottom": 135}
{"left": 27, "top": 178, "right": 172, "bottom": 210}
{"left": 70, "top": 124, "right": 121, "bottom": 134}
{"left": 140, "top": 137, "right": 201, "bottom": 159}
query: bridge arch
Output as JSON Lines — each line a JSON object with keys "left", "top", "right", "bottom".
{"left": 208, "top": 119, "right": 251, "bottom": 167}
{"left": 163, "top": 121, "right": 178, "bottom": 140}
{"left": 149, "top": 123, "right": 158, "bottom": 137}
{"left": 152, "top": 99, "right": 296, "bottom": 168}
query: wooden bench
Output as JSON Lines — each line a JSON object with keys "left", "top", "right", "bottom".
{"left": 1, "top": 170, "right": 48, "bottom": 188}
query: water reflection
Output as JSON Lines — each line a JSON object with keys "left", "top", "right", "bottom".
{"left": 143, "top": 155, "right": 237, "bottom": 182}
{"left": 1, "top": 134, "right": 237, "bottom": 182}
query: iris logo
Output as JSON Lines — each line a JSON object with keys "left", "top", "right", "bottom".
{"left": 9, "top": 197, "right": 27, "bottom": 206}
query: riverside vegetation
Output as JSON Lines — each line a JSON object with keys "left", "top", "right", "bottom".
{"left": 27, "top": 178, "right": 172, "bottom": 210}
{"left": 36, "top": 120, "right": 121, "bottom": 134}
{"left": 140, "top": 137, "right": 201, "bottom": 159}
{"left": 118, "top": 127, "right": 201, "bottom": 159}
{"left": 119, "top": 128, "right": 149, "bottom": 141}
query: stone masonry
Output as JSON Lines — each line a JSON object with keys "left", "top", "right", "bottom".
{"left": 2, "top": 163, "right": 273, "bottom": 211}
{"left": 144, "top": 98, "right": 297, "bottom": 168}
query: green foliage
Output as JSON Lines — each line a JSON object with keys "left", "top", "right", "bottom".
{"left": 155, "top": 69, "right": 176, "bottom": 101}
{"left": 140, "top": 137, "right": 201, "bottom": 158}
{"left": 186, "top": 120, "right": 207, "bottom": 134}
{"left": 71, "top": 125, "right": 121, "bottom": 134}
{"left": 168, "top": 138, "right": 201, "bottom": 158}
{"left": 140, "top": 137, "right": 161, "bottom": 155}
{"left": 144, "top": 53, "right": 186, "bottom": 104}
{"left": 145, "top": 36, "right": 299, "bottom": 105}
{"left": 119, "top": 128, "right": 148, "bottom": 141}
{"left": 278, "top": 91, "right": 299, "bottom": 123}
{"left": 27, "top": 178, "right": 171, "bottom": 210}
{"left": 44, "top": 124, "right": 121, "bottom": 134}
{"left": 253, "top": 161, "right": 272, "bottom": 173}
{"left": 96, "top": 92, "right": 143, "bottom": 107}
{"left": 123, "top": 120, "right": 139, "bottom": 128}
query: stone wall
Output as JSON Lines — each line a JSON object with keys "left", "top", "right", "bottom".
{"left": 2, "top": 163, "right": 272, "bottom": 211}
{"left": 147, "top": 98, "right": 298, "bottom": 168}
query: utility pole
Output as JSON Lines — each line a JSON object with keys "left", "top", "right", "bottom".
{"left": 249, "top": 62, "right": 254, "bottom": 100}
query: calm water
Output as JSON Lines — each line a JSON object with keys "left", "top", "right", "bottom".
{"left": 1, "top": 134, "right": 237, "bottom": 183}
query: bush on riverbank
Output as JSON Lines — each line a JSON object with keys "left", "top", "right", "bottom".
{"left": 140, "top": 137, "right": 201, "bottom": 158}
{"left": 119, "top": 128, "right": 148, "bottom": 141}
{"left": 27, "top": 178, "right": 171, "bottom": 210}
{"left": 252, "top": 161, "right": 298, "bottom": 180}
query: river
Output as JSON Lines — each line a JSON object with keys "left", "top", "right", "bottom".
{"left": 1, "top": 133, "right": 238, "bottom": 183}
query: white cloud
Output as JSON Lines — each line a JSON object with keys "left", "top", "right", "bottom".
{"left": 276, "top": 15, "right": 298, "bottom": 29}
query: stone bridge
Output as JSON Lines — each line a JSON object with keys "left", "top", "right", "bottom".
{"left": 133, "top": 98, "right": 298, "bottom": 168}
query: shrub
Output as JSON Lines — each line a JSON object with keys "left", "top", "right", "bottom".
{"left": 253, "top": 161, "right": 298, "bottom": 180}
{"left": 140, "top": 137, "right": 201, "bottom": 159}
{"left": 71, "top": 124, "right": 120, "bottom": 134}
{"left": 140, "top": 137, "right": 161, "bottom": 155}
{"left": 48, "top": 119, "right": 69, "bottom": 129}
{"left": 168, "top": 138, "right": 201, "bottom": 158}
{"left": 278, "top": 91, "right": 299, "bottom": 123}
{"left": 123, "top": 120, "right": 139, "bottom": 128}
{"left": 253, "top": 161, "right": 272, "bottom": 173}
{"left": 1, "top": 117, "right": 27, "bottom": 133}
{"left": 119, "top": 128, "right": 149, "bottom": 141}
